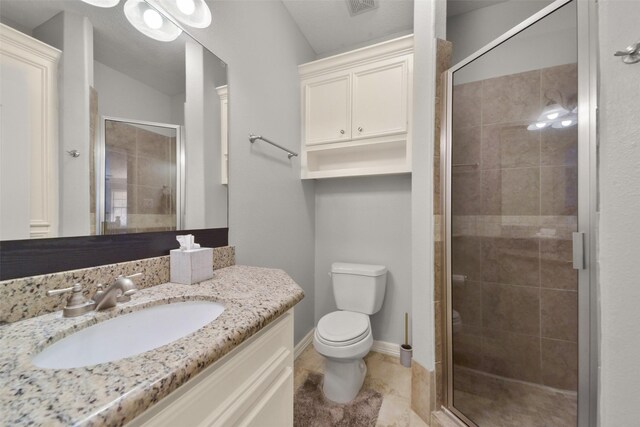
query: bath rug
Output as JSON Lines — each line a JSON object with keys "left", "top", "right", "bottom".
{"left": 294, "top": 372, "right": 383, "bottom": 427}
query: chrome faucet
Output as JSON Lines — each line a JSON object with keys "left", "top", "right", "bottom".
{"left": 93, "top": 273, "right": 142, "bottom": 311}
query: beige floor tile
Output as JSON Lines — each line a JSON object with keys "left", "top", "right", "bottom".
{"left": 296, "top": 344, "right": 324, "bottom": 372}
{"left": 376, "top": 394, "right": 412, "bottom": 427}
{"left": 296, "top": 346, "right": 417, "bottom": 427}
{"left": 364, "top": 352, "right": 412, "bottom": 400}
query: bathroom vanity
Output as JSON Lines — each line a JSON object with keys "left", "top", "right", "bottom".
{"left": 0, "top": 265, "right": 304, "bottom": 426}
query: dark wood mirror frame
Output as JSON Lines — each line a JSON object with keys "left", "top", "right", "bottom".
{"left": 0, "top": 227, "right": 228, "bottom": 280}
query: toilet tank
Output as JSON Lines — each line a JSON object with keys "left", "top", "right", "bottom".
{"left": 331, "top": 262, "right": 387, "bottom": 315}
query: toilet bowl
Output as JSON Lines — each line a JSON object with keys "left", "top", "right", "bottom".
{"left": 313, "top": 311, "right": 373, "bottom": 403}
{"left": 313, "top": 262, "right": 387, "bottom": 403}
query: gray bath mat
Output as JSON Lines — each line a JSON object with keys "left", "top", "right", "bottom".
{"left": 294, "top": 372, "right": 384, "bottom": 427}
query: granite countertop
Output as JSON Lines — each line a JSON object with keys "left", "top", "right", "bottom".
{"left": 0, "top": 265, "right": 304, "bottom": 426}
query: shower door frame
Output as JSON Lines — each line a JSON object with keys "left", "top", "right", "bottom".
{"left": 97, "top": 116, "right": 184, "bottom": 235}
{"left": 441, "top": 0, "right": 599, "bottom": 425}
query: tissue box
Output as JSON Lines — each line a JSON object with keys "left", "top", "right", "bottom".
{"left": 170, "top": 248, "right": 214, "bottom": 285}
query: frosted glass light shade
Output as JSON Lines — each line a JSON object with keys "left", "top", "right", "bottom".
{"left": 124, "top": 0, "right": 182, "bottom": 42}
{"left": 80, "top": 0, "right": 120, "bottom": 7}
{"left": 538, "top": 103, "right": 569, "bottom": 122}
{"left": 551, "top": 114, "right": 578, "bottom": 128}
{"left": 154, "top": 0, "right": 212, "bottom": 28}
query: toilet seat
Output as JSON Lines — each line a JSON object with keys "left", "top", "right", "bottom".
{"left": 316, "top": 311, "right": 370, "bottom": 346}
{"left": 313, "top": 311, "right": 373, "bottom": 361}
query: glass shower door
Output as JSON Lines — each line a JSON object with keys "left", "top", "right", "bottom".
{"left": 445, "top": 1, "right": 587, "bottom": 425}
{"left": 100, "top": 118, "right": 180, "bottom": 234}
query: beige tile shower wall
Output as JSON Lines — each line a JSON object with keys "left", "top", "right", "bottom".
{"left": 432, "top": 39, "right": 452, "bottom": 415}
{"left": 450, "top": 63, "right": 578, "bottom": 391}
{"left": 417, "top": 38, "right": 451, "bottom": 426}
{"left": 0, "top": 246, "right": 235, "bottom": 324}
{"left": 104, "top": 122, "right": 177, "bottom": 234}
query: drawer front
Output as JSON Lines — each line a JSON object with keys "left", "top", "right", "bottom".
{"left": 131, "top": 311, "right": 294, "bottom": 427}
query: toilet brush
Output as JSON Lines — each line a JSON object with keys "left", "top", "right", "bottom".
{"left": 400, "top": 312, "right": 413, "bottom": 368}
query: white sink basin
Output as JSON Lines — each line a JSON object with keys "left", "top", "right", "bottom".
{"left": 32, "top": 301, "right": 225, "bottom": 369}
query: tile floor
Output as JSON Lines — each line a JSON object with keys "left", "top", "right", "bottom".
{"left": 452, "top": 366, "right": 577, "bottom": 427}
{"left": 295, "top": 345, "right": 429, "bottom": 427}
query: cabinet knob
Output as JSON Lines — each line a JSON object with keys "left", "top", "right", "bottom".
{"left": 340, "top": 129, "right": 345, "bottom": 134}
{"left": 357, "top": 126, "right": 363, "bottom": 132}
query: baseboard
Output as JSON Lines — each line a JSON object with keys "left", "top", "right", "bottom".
{"left": 371, "top": 340, "right": 400, "bottom": 358}
{"left": 294, "top": 328, "right": 315, "bottom": 359}
{"left": 295, "top": 328, "right": 400, "bottom": 359}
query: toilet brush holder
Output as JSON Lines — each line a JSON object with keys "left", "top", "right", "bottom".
{"left": 400, "top": 344, "right": 413, "bottom": 368}
{"left": 400, "top": 312, "right": 412, "bottom": 367}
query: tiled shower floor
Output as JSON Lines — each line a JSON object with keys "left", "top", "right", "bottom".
{"left": 452, "top": 366, "right": 577, "bottom": 426}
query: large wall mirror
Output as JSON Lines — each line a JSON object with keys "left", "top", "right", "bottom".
{"left": 0, "top": 0, "right": 228, "bottom": 241}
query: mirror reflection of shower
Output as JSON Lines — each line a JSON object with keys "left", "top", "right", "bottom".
{"left": 99, "top": 118, "right": 182, "bottom": 235}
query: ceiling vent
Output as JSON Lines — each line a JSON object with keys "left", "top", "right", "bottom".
{"left": 346, "top": 0, "right": 379, "bottom": 16}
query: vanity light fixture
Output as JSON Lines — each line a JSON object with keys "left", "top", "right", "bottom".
{"left": 80, "top": 0, "right": 121, "bottom": 7}
{"left": 153, "top": 0, "right": 212, "bottom": 29}
{"left": 528, "top": 89, "right": 577, "bottom": 131}
{"left": 552, "top": 115, "right": 578, "bottom": 128}
{"left": 527, "top": 121, "right": 550, "bottom": 131}
{"left": 124, "top": 0, "right": 182, "bottom": 42}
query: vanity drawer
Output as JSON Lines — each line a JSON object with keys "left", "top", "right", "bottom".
{"left": 130, "top": 310, "right": 294, "bottom": 427}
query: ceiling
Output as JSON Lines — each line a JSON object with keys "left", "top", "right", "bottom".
{"left": 0, "top": 0, "right": 192, "bottom": 96}
{"left": 447, "top": 0, "right": 510, "bottom": 17}
{"left": 280, "top": 0, "right": 515, "bottom": 57}
{"left": 281, "top": 0, "right": 414, "bottom": 57}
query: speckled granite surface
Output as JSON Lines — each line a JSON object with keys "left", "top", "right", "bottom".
{"left": 0, "top": 265, "right": 304, "bottom": 426}
{"left": 0, "top": 246, "right": 235, "bottom": 324}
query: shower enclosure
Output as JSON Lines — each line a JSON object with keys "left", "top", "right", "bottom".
{"left": 443, "top": 0, "right": 597, "bottom": 425}
{"left": 98, "top": 117, "right": 182, "bottom": 235}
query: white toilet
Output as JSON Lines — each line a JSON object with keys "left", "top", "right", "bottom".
{"left": 313, "top": 262, "right": 387, "bottom": 403}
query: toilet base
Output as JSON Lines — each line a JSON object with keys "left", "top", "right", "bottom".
{"left": 322, "top": 357, "right": 367, "bottom": 403}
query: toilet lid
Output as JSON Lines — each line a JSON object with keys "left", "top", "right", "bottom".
{"left": 317, "top": 311, "right": 370, "bottom": 345}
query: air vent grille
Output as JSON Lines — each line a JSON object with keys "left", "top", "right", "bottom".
{"left": 346, "top": 0, "right": 379, "bottom": 16}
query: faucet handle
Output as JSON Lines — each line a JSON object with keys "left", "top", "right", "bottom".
{"left": 46, "top": 283, "right": 81, "bottom": 296}
{"left": 47, "top": 283, "right": 95, "bottom": 317}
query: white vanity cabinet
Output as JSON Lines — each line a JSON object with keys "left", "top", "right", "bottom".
{"left": 129, "top": 310, "right": 294, "bottom": 427}
{"left": 299, "top": 35, "right": 413, "bottom": 179}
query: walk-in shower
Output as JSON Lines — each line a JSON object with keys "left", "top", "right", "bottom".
{"left": 98, "top": 117, "right": 182, "bottom": 235}
{"left": 442, "top": 0, "right": 597, "bottom": 425}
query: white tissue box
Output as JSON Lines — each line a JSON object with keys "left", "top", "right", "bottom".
{"left": 170, "top": 248, "right": 214, "bottom": 285}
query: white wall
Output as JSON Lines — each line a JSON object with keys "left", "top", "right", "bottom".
{"left": 203, "top": 50, "right": 226, "bottom": 228}
{"left": 184, "top": 42, "right": 207, "bottom": 229}
{"left": 314, "top": 176, "right": 412, "bottom": 344}
{"left": 447, "top": 0, "right": 554, "bottom": 66}
{"left": 597, "top": 0, "right": 640, "bottom": 424}
{"left": 410, "top": 0, "right": 439, "bottom": 370}
{"left": 184, "top": 41, "right": 227, "bottom": 229}
{"left": 94, "top": 61, "right": 174, "bottom": 125}
{"left": 34, "top": 12, "right": 93, "bottom": 237}
{"left": 187, "top": 0, "right": 317, "bottom": 344}
{"left": 452, "top": 1, "right": 576, "bottom": 85}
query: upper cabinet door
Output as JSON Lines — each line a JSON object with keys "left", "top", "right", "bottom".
{"left": 352, "top": 56, "right": 409, "bottom": 140}
{"left": 304, "top": 74, "right": 351, "bottom": 146}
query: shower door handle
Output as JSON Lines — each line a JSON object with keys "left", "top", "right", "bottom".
{"left": 572, "top": 232, "right": 585, "bottom": 270}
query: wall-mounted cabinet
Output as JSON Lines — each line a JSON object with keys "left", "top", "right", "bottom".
{"left": 299, "top": 35, "right": 413, "bottom": 179}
